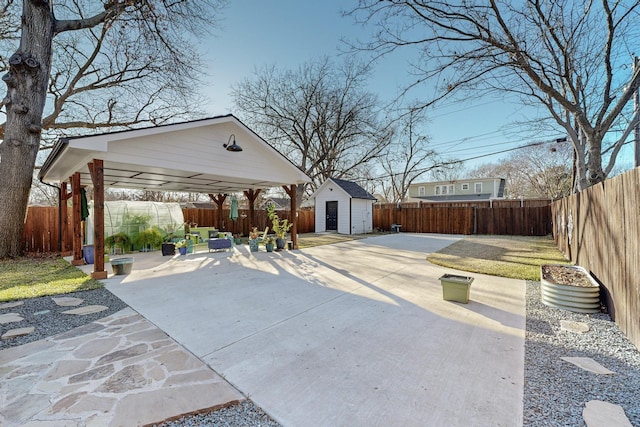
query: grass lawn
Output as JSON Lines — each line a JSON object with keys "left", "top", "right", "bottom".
{"left": 427, "top": 235, "right": 571, "bottom": 281}
{"left": 0, "top": 257, "right": 104, "bottom": 302}
{"left": 296, "top": 232, "right": 372, "bottom": 248}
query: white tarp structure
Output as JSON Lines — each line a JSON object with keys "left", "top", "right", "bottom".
{"left": 85, "top": 201, "right": 184, "bottom": 244}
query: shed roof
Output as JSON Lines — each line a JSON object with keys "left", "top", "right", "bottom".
{"left": 312, "top": 177, "right": 376, "bottom": 200}
{"left": 330, "top": 178, "right": 377, "bottom": 200}
{"left": 39, "top": 114, "right": 310, "bottom": 193}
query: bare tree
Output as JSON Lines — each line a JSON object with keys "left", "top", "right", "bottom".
{"left": 349, "top": 1, "right": 640, "bottom": 192}
{"left": 379, "top": 109, "right": 440, "bottom": 202}
{"left": 0, "top": 0, "right": 224, "bottom": 258}
{"left": 232, "top": 57, "right": 393, "bottom": 201}
{"left": 467, "top": 140, "right": 573, "bottom": 199}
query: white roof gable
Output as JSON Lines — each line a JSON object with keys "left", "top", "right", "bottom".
{"left": 39, "top": 115, "right": 310, "bottom": 193}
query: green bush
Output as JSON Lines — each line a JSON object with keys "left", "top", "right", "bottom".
{"left": 105, "top": 232, "right": 131, "bottom": 254}
{"left": 134, "top": 227, "right": 164, "bottom": 251}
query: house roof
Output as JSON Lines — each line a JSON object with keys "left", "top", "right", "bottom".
{"left": 415, "top": 194, "right": 497, "bottom": 202}
{"left": 38, "top": 114, "right": 310, "bottom": 193}
{"left": 264, "top": 197, "right": 290, "bottom": 209}
{"left": 320, "top": 178, "right": 377, "bottom": 200}
{"left": 410, "top": 177, "right": 505, "bottom": 186}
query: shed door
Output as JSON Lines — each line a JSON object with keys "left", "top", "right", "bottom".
{"left": 326, "top": 201, "right": 338, "bottom": 231}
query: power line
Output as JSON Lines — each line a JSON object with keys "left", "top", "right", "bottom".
{"left": 361, "top": 135, "right": 568, "bottom": 183}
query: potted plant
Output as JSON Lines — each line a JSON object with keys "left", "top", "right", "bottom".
{"left": 265, "top": 236, "right": 275, "bottom": 252}
{"left": 249, "top": 227, "right": 260, "bottom": 252}
{"left": 105, "top": 232, "right": 131, "bottom": 255}
{"left": 175, "top": 239, "right": 188, "bottom": 255}
{"left": 160, "top": 223, "right": 186, "bottom": 256}
{"left": 134, "top": 227, "right": 164, "bottom": 252}
{"left": 267, "top": 204, "right": 292, "bottom": 250}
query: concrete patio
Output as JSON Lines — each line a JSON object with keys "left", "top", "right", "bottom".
{"left": 96, "top": 233, "right": 526, "bottom": 426}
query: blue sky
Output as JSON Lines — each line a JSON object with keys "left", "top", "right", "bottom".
{"left": 197, "top": 1, "right": 633, "bottom": 172}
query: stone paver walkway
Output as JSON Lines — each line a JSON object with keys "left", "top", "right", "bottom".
{"left": 0, "top": 308, "right": 244, "bottom": 426}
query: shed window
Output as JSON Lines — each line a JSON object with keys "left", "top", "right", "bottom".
{"left": 475, "top": 182, "right": 483, "bottom": 193}
{"left": 461, "top": 183, "right": 470, "bottom": 191}
{"left": 418, "top": 186, "right": 425, "bottom": 196}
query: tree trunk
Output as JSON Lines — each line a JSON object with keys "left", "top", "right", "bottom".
{"left": 0, "top": 2, "right": 54, "bottom": 258}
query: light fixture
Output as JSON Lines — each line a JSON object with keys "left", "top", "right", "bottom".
{"left": 223, "top": 134, "right": 243, "bottom": 152}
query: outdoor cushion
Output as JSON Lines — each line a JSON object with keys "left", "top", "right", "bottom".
{"left": 208, "top": 238, "right": 232, "bottom": 252}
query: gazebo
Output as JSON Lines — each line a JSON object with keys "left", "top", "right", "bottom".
{"left": 38, "top": 114, "right": 310, "bottom": 279}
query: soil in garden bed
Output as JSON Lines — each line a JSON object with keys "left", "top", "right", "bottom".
{"left": 541, "top": 265, "right": 598, "bottom": 288}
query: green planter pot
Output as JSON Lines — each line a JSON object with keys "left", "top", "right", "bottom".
{"left": 439, "top": 274, "right": 474, "bottom": 304}
{"left": 111, "top": 257, "right": 134, "bottom": 275}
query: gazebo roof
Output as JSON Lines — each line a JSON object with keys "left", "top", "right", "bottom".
{"left": 39, "top": 114, "right": 310, "bottom": 193}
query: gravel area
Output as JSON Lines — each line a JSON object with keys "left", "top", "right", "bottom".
{"left": 524, "top": 280, "right": 640, "bottom": 426}
{"left": 154, "top": 401, "right": 282, "bottom": 427}
{"left": 2, "top": 282, "right": 639, "bottom": 426}
{"left": 0, "top": 287, "right": 127, "bottom": 350}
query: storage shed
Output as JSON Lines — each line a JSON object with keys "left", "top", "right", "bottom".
{"left": 313, "top": 178, "right": 376, "bottom": 234}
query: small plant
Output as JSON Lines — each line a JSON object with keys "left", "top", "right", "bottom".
{"left": 161, "top": 222, "right": 186, "bottom": 242}
{"left": 134, "top": 227, "right": 164, "bottom": 251}
{"left": 265, "top": 236, "right": 276, "bottom": 245}
{"left": 267, "top": 204, "right": 292, "bottom": 240}
{"left": 105, "top": 232, "right": 131, "bottom": 254}
{"left": 174, "top": 239, "right": 187, "bottom": 249}
{"left": 249, "top": 227, "right": 259, "bottom": 240}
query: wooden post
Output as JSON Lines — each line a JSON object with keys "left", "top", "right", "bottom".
{"left": 70, "top": 173, "right": 84, "bottom": 266}
{"left": 243, "top": 189, "right": 261, "bottom": 228}
{"left": 60, "top": 182, "right": 72, "bottom": 255}
{"left": 88, "top": 160, "right": 107, "bottom": 279}
{"left": 283, "top": 184, "right": 298, "bottom": 249}
{"left": 208, "top": 193, "right": 227, "bottom": 230}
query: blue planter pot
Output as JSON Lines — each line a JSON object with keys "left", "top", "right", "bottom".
{"left": 83, "top": 245, "right": 94, "bottom": 264}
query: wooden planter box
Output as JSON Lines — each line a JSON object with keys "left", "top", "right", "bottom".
{"left": 439, "top": 274, "right": 474, "bottom": 304}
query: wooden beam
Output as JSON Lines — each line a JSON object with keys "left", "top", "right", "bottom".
{"left": 60, "top": 182, "right": 72, "bottom": 255}
{"left": 70, "top": 173, "right": 84, "bottom": 266}
{"left": 88, "top": 160, "right": 107, "bottom": 279}
{"left": 243, "top": 189, "right": 261, "bottom": 227}
{"left": 283, "top": 185, "right": 298, "bottom": 249}
{"left": 208, "top": 193, "right": 227, "bottom": 230}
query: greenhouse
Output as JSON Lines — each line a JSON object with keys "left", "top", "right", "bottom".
{"left": 86, "top": 201, "right": 185, "bottom": 251}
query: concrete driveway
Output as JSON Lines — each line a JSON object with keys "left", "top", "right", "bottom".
{"left": 104, "top": 233, "right": 526, "bottom": 426}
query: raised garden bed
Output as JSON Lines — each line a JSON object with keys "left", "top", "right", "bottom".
{"left": 540, "top": 265, "right": 600, "bottom": 313}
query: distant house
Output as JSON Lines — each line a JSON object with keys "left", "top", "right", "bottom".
{"left": 263, "top": 197, "right": 290, "bottom": 210}
{"left": 407, "top": 177, "right": 506, "bottom": 202}
{"left": 313, "top": 178, "right": 376, "bottom": 234}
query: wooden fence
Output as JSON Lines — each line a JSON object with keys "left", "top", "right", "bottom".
{"left": 373, "top": 204, "right": 552, "bottom": 236}
{"left": 24, "top": 202, "right": 551, "bottom": 253}
{"left": 22, "top": 207, "right": 315, "bottom": 253}
{"left": 182, "top": 208, "right": 315, "bottom": 236}
{"left": 23, "top": 206, "right": 71, "bottom": 254}
{"left": 551, "top": 168, "right": 640, "bottom": 350}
